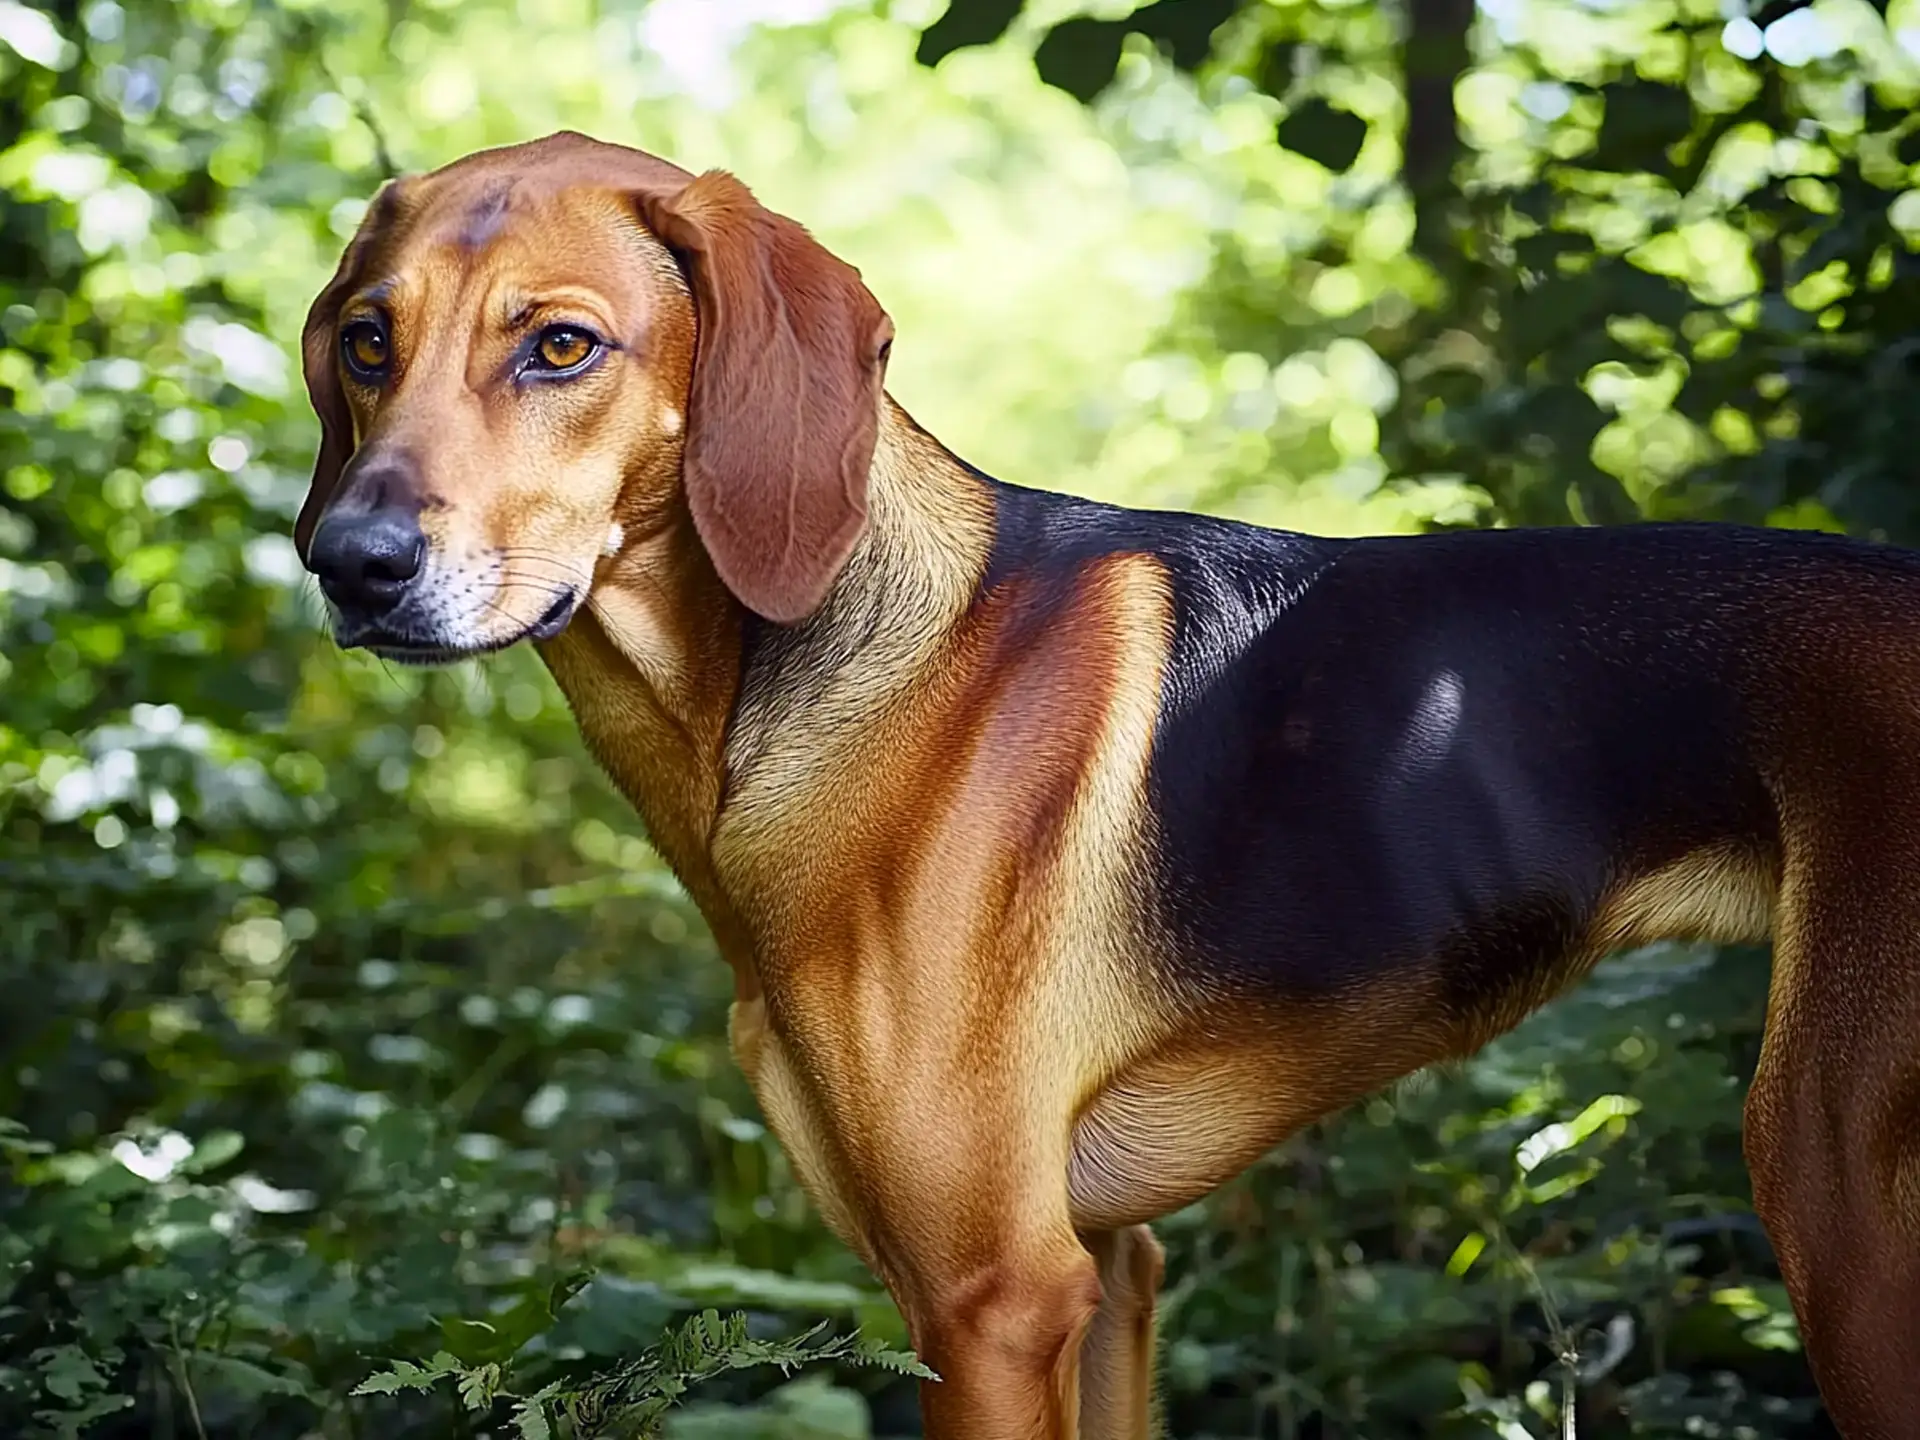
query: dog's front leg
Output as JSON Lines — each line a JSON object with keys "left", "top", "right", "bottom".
{"left": 732, "top": 993, "right": 1101, "bottom": 1438}
{"left": 899, "top": 1228, "right": 1104, "bottom": 1440}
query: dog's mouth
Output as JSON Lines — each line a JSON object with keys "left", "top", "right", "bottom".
{"left": 348, "top": 588, "right": 581, "bottom": 666}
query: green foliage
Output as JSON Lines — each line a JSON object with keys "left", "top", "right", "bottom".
{"left": 6, "top": 0, "right": 1919, "bottom": 1435}
{"left": 351, "top": 1310, "right": 931, "bottom": 1439}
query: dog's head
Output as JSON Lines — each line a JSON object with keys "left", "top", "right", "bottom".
{"left": 296, "top": 131, "right": 894, "bottom": 661}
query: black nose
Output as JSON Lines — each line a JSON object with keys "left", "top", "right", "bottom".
{"left": 307, "top": 508, "right": 425, "bottom": 616}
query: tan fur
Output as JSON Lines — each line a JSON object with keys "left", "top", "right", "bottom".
{"left": 1067, "top": 984, "right": 1448, "bottom": 1233}
{"left": 1590, "top": 844, "right": 1777, "bottom": 953}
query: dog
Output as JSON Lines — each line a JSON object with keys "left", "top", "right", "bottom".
{"left": 296, "top": 132, "right": 1920, "bottom": 1438}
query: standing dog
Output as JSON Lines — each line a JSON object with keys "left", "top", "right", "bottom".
{"left": 297, "top": 132, "right": 1920, "bottom": 1437}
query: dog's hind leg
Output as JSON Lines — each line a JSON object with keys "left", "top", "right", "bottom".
{"left": 1745, "top": 813, "right": 1920, "bottom": 1438}
{"left": 1077, "top": 1225, "right": 1166, "bottom": 1439}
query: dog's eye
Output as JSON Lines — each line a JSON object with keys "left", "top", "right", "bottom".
{"left": 341, "top": 322, "right": 389, "bottom": 380}
{"left": 531, "top": 327, "right": 598, "bottom": 373}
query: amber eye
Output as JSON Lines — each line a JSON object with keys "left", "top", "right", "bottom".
{"left": 340, "top": 321, "right": 389, "bottom": 380}
{"left": 532, "top": 327, "right": 598, "bottom": 373}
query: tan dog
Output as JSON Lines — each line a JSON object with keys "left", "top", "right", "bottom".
{"left": 299, "top": 132, "right": 1920, "bottom": 1438}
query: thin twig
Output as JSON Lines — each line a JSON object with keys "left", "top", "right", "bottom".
{"left": 1483, "top": 1212, "right": 1582, "bottom": 1440}
{"left": 168, "top": 1315, "right": 210, "bottom": 1440}
{"left": 313, "top": 50, "right": 400, "bottom": 181}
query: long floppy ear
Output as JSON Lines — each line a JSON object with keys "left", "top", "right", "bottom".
{"left": 295, "top": 179, "right": 406, "bottom": 561}
{"left": 633, "top": 171, "right": 894, "bottom": 625}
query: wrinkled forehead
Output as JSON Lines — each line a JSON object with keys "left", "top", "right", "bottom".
{"left": 346, "top": 142, "right": 692, "bottom": 311}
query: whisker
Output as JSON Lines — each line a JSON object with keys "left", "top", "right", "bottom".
{"left": 486, "top": 552, "right": 594, "bottom": 579}
{"left": 374, "top": 654, "right": 412, "bottom": 698}
{"left": 488, "top": 565, "right": 593, "bottom": 588}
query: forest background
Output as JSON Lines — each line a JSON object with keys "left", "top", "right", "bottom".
{"left": 5, "top": 0, "right": 1919, "bottom": 1434}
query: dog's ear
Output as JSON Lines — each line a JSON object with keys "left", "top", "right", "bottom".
{"left": 634, "top": 171, "right": 893, "bottom": 625}
{"left": 295, "top": 179, "right": 406, "bottom": 561}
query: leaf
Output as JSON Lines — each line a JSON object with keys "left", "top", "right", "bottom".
{"left": 32, "top": 1393, "right": 133, "bottom": 1440}
{"left": 1276, "top": 98, "right": 1368, "bottom": 172}
{"left": 180, "top": 1129, "right": 244, "bottom": 1174}
{"left": 549, "top": 1273, "right": 679, "bottom": 1356}
{"left": 439, "top": 1316, "right": 503, "bottom": 1364}
{"left": 670, "top": 1378, "right": 873, "bottom": 1438}
{"left": 182, "top": 1353, "right": 313, "bottom": 1403}
{"left": 455, "top": 1360, "right": 504, "bottom": 1411}
{"left": 468, "top": 1271, "right": 592, "bottom": 1363}
{"left": 33, "top": 1345, "right": 105, "bottom": 1403}
{"left": 1033, "top": 18, "right": 1128, "bottom": 103}
{"left": 852, "top": 1339, "right": 937, "bottom": 1382}
{"left": 914, "top": 0, "right": 1024, "bottom": 65}
{"left": 350, "top": 1365, "right": 423, "bottom": 1397}
{"left": 512, "top": 1396, "right": 555, "bottom": 1440}
{"left": 661, "top": 1264, "right": 875, "bottom": 1315}
{"left": 1129, "top": 0, "right": 1238, "bottom": 71}
{"left": 351, "top": 1356, "right": 460, "bottom": 1396}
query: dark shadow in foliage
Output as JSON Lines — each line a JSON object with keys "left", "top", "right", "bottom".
{"left": 913, "top": 0, "right": 1024, "bottom": 66}
{"left": 1275, "top": 98, "right": 1368, "bottom": 174}
{"left": 922, "top": 0, "right": 1237, "bottom": 101}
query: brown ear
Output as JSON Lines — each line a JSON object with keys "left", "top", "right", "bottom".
{"left": 634, "top": 171, "right": 893, "bottom": 625}
{"left": 295, "top": 179, "right": 406, "bottom": 561}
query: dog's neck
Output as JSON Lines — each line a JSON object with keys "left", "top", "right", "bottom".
{"left": 538, "top": 398, "right": 998, "bottom": 977}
